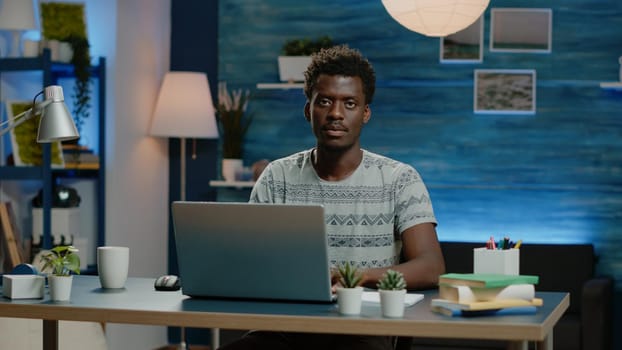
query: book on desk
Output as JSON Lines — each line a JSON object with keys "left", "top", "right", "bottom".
{"left": 432, "top": 273, "right": 541, "bottom": 317}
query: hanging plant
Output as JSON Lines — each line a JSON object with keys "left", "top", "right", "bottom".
{"left": 40, "top": 2, "right": 91, "bottom": 142}
{"left": 65, "top": 35, "right": 92, "bottom": 137}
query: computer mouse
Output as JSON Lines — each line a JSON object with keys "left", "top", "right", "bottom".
{"left": 154, "top": 275, "right": 181, "bottom": 291}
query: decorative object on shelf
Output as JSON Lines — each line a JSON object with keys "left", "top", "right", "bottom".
{"left": 216, "top": 81, "right": 253, "bottom": 181}
{"left": 40, "top": 245, "right": 80, "bottom": 301}
{"left": 278, "top": 36, "right": 333, "bottom": 82}
{"left": 0, "top": 0, "right": 38, "bottom": 58}
{"left": 40, "top": 2, "right": 91, "bottom": 140}
{"left": 151, "top": 72, "right": 219, "bottom": 200}
{"left": 335, "top": 262, "right": 364, "bottom": 315}
{"left": 5, "top": 100, "right": 65, "bottom": 167}
{"left": 381, "top": 0, "right": 489, "bottom": 37}
{"left": 377, "top": 269, "right": 407, "bottom": 318}
{"left": 474, "top": 69, "right": 537, "bottom": 115}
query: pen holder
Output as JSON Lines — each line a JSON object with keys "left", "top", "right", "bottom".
{"left": 473, "top": 247, "right": 519, "bottom": 275}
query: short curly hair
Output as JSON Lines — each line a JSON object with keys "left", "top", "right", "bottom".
{"left": 303, "top": 45, "right": 376, "bottom": 105}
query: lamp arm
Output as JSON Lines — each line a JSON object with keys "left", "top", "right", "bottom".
{"left": 0, "top": 90, "right": 50, "bottom": 137}
{"left": 0, "top": 107, "right": 36, "bottom": 137}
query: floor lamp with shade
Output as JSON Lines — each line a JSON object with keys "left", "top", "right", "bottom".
{"left": 150, "top": 71, "right": 219, "bottom": 201}
{"left": 149, "top": 71, "right": 219, "bottom": 350}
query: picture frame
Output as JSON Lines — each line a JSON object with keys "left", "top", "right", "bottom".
{"left": 474, "top": 69, "right": 536, "bottom": 115}
{"left": 40, "top": 2, "right": 88, "bottom": 40}
{"left": 440, "top": 16, "right": 484, "bottom": 63}
{"left": 490, "top": 8, "right": 552, "bottom": 53}
{"left": 6, "top": 101, "right": 65, "bottom": 167}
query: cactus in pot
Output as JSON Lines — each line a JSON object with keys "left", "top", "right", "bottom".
{"left": 377, "top": 269, "right": 406, "bottom": 290}
{"left": 335, "top": 262, "right": 364, "bottom": 315}
{"left": 377, "top": 269, "right": 407, "bottom": 318}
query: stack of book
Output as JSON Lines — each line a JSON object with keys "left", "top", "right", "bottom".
{"left": 62, "top": 144, "right": 100, "bottom": 169}
{"left": 431, "top": 273, "right": 542, "bottom": 317}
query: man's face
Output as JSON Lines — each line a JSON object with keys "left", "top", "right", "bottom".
{"left": 304, "top": 74, "right": 371, "bottom": 152}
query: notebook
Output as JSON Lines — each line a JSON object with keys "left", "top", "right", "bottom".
{"left": 171, "top": 201, "right": 335, "bottom": 303}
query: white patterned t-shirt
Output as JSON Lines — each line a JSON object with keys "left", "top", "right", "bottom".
{"left": 249, "top": 149, "right": 437, "bottom": 269}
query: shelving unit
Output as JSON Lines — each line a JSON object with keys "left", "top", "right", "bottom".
{"left": 0, "top": 49, "right": 106, "bottom": 273}
{"left": 256, "top": 82, "right": 303, "bottom": 89}
{"left": 600, "top": 82, "right": 622, "bottom": 90}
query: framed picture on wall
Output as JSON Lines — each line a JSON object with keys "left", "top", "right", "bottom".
{"left": 440, "top": 16, "right": 484, "bottom": 63}
{"left": 490, "top": 8, "right": 552, "bottom": 53}
{"left": 6, "top": 101, "right": 65, "bottom": 167}
{"left": 474, "top": 69, "right": 536, "bottom": 114}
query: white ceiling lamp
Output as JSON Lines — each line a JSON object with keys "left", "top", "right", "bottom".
{"left": 381, "top": 0, "right": 490, "bottom": 37}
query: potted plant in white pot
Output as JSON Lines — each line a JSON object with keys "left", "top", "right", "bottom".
{"left": 377, "top": 269, "right": 407, "bottom": 318}
{"left": 216, "top": 82, "right": 253, "bottom": 182}
{"left": 278, "top": 36, "right": 333, "bottom": 83}
{"left": 335, "top": 262, "right": 364, "bottom": 315}
{"left": 41, "top": 245, "right": 80, "bottom": 301}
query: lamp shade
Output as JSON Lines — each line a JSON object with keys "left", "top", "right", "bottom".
{"left": 0, "top": 0, "right": 37, "bottom": 30}
{"left": 150, "top": 71, "right": 219, "bottom": 139}
{"left": 37, "top": 86, "right": 80, "bottom": 142}
{"left": 381, "top": 0, "right": 490, "bottom": 37}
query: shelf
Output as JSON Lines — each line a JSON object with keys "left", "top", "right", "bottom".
{"left": 256, "top": 82, "right": 304, "bottom": 89}
{"left": 0, "top": 166, "right": 44, "bottom": 180}
{"left": 209, "top": 180, "right": 255, "bottom": 188}
{"left": 600, "top": 82, "right": 622, "bottom": 90}
{"left": 0, "top": 55, "right": 47, "bottom": 71}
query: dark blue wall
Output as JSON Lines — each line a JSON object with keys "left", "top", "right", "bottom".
{"left": 217, "top": 1, "right": 622, "bottom": 294}
{"left": 159, "top": 0, "right": 622, "bottom": 347}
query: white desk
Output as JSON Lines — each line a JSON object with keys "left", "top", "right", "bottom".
{"left": 0, "top": 276, "right": 569, "bottom": 350}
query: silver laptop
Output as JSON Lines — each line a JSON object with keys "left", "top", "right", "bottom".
{"left": 172, "top": 201, "right": 335, "bottom": 303}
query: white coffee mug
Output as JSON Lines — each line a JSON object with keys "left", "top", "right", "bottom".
{"left": 97, "top": 246, "right": 129, "bottom": 289}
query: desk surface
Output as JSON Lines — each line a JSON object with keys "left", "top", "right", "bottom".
{"left": 0, "top": 276, "right": 569, "bottom": 342}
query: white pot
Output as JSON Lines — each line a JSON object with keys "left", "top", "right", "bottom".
{"left": 277, "top": 56, "right": 312, "bottom": 82}
{"left": 336, "top": 286, "right": 363, "bottom": 315}
{"left": 379, "top": 289, "right": 406, "bottom": 318}
{"left": 48, "top": 275, "right": 73, "bottom": 301}
{"left": 222, "top": 158, "right": 243, "bottom": 182}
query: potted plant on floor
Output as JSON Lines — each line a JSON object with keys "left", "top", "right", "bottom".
{"left": 216, "top": 82, "right": 253, "bottom": 182}
{"left": 335, "top": 262, "right": 364, "bottom": 315}
{"left": 377, "top": 269, "right": 407, "bottom": 318}
{"left": 41, "top": 245, "right": 81, "bottom": 301}
{"left": 278, "top": 35, "right": 334, "bottom": 83}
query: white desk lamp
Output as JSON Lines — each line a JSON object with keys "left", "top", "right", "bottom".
{"left": 0, "top": 85, "right": 80, "bottom": 142}
{"left": 0, "top": 0, "right": 38, "bottom": 58}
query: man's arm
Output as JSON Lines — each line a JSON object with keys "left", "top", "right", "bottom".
{"left": 360, "top": 222, "right": 445, "bottom": 290}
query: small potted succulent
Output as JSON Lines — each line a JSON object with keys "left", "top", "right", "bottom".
{"left": 335, "top": 262, "right": 364, "bottom": 315}
{"left": 41, "top": 245, "right": 81, "bottom": 301}
{"left": 278, "top": 35, "right": 334, "bottom": 83}
{"left": 377, "top": 269, "right": 407, "bottom": 318}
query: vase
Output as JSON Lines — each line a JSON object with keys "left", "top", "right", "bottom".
{"left": 277, "top": 56, "right": 312, "bottom": 83}
{"left": 48, "top": 275, "right": 73, "bottom": 301}
{"left": 379, "top": 289, "right": 406, "bottom": 318}
{"left": 222, "top": 158, "right": 243, "bottom": 182}
{"left": 336, "top": 286, "right": 363, "bottom": 315}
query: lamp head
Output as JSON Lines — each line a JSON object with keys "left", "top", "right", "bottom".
{"left": 37, "top": 86, "right": 80, "bottom": 143}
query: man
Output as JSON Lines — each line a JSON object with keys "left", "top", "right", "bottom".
{"left": 219, "top": 45, "right": 445, "bottom": 350}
